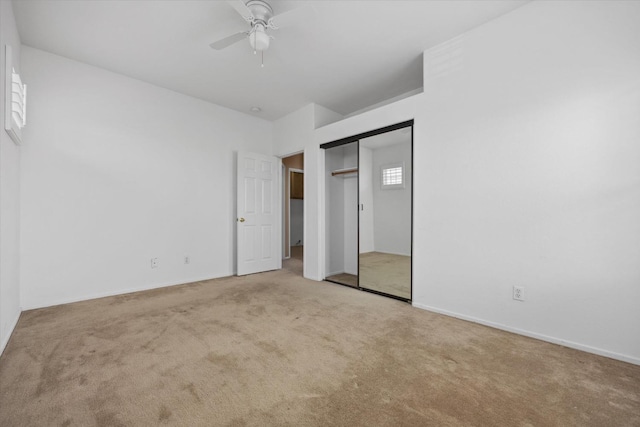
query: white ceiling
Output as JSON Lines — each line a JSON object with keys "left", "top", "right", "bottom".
{"left": 12, "top": 0, "right": 529, "bottom": 121}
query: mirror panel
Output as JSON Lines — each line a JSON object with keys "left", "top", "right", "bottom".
{"left": 359, "top": 127, "right": 412, "bottom": 299}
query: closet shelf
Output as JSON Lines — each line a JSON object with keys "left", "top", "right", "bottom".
{"left": 331, "top": 167, "right": 358, "bottom": 177}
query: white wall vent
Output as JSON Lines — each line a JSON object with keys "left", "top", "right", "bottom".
{"left": 4, "top": 45, "right": 26, "bottom": 145}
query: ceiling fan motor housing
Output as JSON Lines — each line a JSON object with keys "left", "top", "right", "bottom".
{"left": 246, "top": 0, "right": 274, "bottom": 24}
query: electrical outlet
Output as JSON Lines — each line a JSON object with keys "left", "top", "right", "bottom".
{"left": 151, "top": 258, "right": 158, "bottom": 269}
{"left": 513, "top": 286, "right": 525, "bottom": 301}
{"left": 184, "top": 256, "right": 190, "bottom": 265}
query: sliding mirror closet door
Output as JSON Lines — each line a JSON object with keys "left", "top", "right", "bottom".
{"left": 359, "top": 127, "right": 412, "bottom": 300}
{"left": 324, "top": 142, "right": 359, "bottom": 288}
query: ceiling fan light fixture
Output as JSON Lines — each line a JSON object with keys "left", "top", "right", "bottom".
{"left": 249, "top": 25, "right": 270, "bottom": 51}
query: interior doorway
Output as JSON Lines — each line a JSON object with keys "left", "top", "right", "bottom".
{"left": 282, "top": 152, "right": 304, "bottom": 276}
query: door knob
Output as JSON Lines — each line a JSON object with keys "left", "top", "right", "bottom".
{"left": 237, "top": 217, "right": 245, "bottom": 222}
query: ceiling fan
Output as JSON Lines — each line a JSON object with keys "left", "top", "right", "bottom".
{"left": 210, "top": 0, "right": 311, "bottom": 66}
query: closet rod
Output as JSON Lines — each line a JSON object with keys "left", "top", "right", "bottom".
{"left": 331, "top": 167, "right": 358, "bottom": 176}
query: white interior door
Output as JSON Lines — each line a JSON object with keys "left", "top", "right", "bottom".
{"left": 237, "top": 152, "right": 281, "bottom": 275}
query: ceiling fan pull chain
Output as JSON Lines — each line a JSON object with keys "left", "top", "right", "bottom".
{"left": 261, "top": 51, "right": 264, "bottom": 68}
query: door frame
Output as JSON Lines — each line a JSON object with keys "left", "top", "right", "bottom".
{"left": 279, "top": 151, "right": 305, "bottom": 263}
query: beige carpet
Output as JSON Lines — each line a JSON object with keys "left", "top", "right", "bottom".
{"left": 1, "top": 269, "right": 639, "bottom": 426}
{"left": 284, "top": 245, "right": 303, "bottom": 276}
{"left": 325, "top": 273, "right": 358, "bottom": 288}
{"left": 359, "top": 252, "right": 411, "bottom": 299}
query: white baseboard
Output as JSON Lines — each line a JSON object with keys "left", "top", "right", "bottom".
{"left": 21, "top": 274, "right": 228, "bottom": 311}
{"left": 412, "top": 302, "right": 640, "bottom": 366}
{"left": 0, "top": 310, "right": 21, "bottom": 357}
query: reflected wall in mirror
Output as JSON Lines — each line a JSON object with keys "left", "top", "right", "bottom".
{"left": 324, "top": 142, "right": 359, "bottom": 288}
{"left": 359, "top": 126, "right": 412, "bottom": 299}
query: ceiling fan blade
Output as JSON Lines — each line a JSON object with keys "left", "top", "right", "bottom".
{"left": 269, "top": 4, "right": 315, "bottom": 29}
{"left": 210, "top": 31, "right": 248, "bottom": 50}
{"left": 227, "top": 0, "right": 255, "bottom": 22}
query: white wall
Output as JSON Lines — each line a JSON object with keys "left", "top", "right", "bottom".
{"left": 358, "top": 146, "right": 374, "bottom": 253}
{"left": 273, "top": 103, "right": 342, "bottom": 158}
{"left": 312, "top": 1, "right": 640, "bottom": 365}
{"left": 414, "top": 0, "right": 640, "bottom": 364}
{"left": 344, "top": 88, "right": 423, "bottom": 119}
{"left": 372, "top": 141, "right": 412, "bottom": 256}
{"left": 273, "top": 104, "right": 314, "bottom": 157}
{"left": 19, "top": 47, "right": 273, "bottom": 309}
{"left": 314, "top": 104, "right": 343, "bottom": 129}
{"left": 0, "top": 0, "right": 22, "bottom": 355}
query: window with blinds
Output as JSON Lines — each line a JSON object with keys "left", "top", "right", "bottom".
{"left": 383, "top": 167, "right": 402, "bottom": 185}
{"left": 381, "top": 163, "right": 405, "bottom": 189}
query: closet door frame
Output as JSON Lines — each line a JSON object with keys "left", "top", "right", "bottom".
{"left": 320, "top": 119, "right": 414, "bottom": 302}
